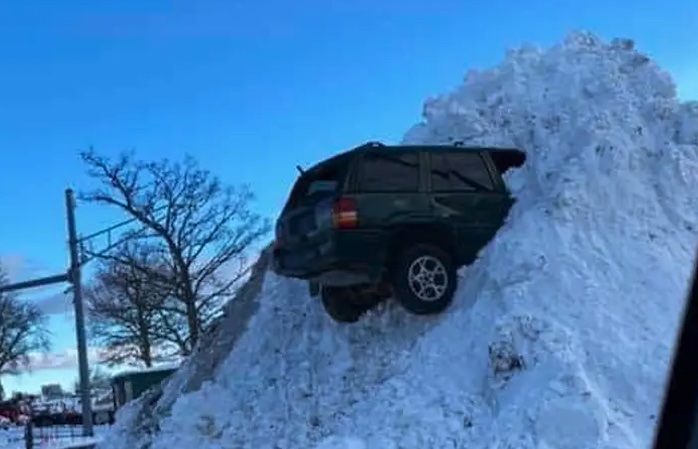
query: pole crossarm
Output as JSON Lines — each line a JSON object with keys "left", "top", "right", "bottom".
{"left": 76, "top": 204, "right": 166, "bottom": 266}
{"left": 79, "top": 227, "right": 152, "bottom": 266}
{"left": 0, "top": 273, "right": 69, "bottom": 293}
{"left": 78, "top": 214, "right": 141, "bottom": 243}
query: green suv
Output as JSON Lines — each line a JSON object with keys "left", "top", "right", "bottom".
{"left": 271, "top": 141, "right": 526, "bottom": 322}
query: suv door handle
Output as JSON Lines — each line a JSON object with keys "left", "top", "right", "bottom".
{"left": 430, "top": 197, "right": 453, "bottom": 217}
{"left": 430, "top": 197, "right": 465, "bottom": 218}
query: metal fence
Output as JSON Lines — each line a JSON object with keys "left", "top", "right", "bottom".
{"left": 15, "top": 422, "right": 106, "bottom": 449}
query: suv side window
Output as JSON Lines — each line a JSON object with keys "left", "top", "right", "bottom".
{"left": 430, "top": 152, "right": 495, "bottom": 192}
{"left": 359, "top": 151, "right": 420, "bottom": 192}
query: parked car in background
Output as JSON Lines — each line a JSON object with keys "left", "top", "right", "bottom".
{"left": 0, "top": 414, "right": 11, "bottom": 429}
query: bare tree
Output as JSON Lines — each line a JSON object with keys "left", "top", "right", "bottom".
{"left": 0, "top": 266, "right": 51, "bottom": 375}
{"left": 79, "top": 149, "right": 270, "bottom": 351}
{"left": 85, "top": 241, "right": 178, "bottom": 367}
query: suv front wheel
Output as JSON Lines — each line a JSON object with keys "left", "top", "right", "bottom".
{"left": 392, "top": 244, "right": 457, "bottom": 315}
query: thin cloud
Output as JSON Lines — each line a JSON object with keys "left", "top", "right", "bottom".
{"left": 34, "top": 290, "right": 74, "bottom": 315}
{"left": 0, "top": 253, "right": 74, "bottom": 315}
{"left": 0, "top": 254, "right": 33, "bottom": 280}
{"left": 0, "top": 255, "right": 64, "bottom": 283}
{"left": 673, "top": 63, "right": 698, "bottom": 101}
{"left": 26, "top": 345, "right": 182, "bottom": 372}
{"left": 26, "top": 348, "right": 103, "bottom": 372}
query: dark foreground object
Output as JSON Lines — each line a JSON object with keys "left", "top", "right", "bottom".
{"left": 651, "top": 251, "right": 698, "bottom": 449}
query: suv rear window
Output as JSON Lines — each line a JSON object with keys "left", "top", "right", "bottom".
{"left": 430, "top": 152, "right": 495, "bottom": 192}
{"left": 359, "top": 151, "right": 420, "bottom": 192}
{"left": 285, "top": 159, "right": 347, "bottom": 210}
{"left": 306, "top": 180, "right": 338, "bottom": 196}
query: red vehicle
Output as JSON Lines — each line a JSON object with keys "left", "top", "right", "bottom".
{"left": 0, "top": 400, "right": 22, "bottom": 424}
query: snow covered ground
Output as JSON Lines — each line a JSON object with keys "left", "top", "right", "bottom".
{"left": 98, "top": 31, "right": 698, "bottom": 449}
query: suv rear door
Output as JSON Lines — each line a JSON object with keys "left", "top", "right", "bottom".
{"left": 276, "top": 154, "right": 353, "bottom": 251}
{"left": 427, "top": 150, "right": 512, "bottom": 265}
{"left": 354, "top": 149, "right": 431, "bottom": 234}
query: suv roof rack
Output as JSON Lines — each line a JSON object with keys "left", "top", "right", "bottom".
{"left": 353, "top": 141, "right": 385, "bottom": 151}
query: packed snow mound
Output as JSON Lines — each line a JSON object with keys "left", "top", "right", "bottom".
{"left": 99, "top": 31, "right": 698, "bottom": 449}
{"left": 98, "top": 246, "right": 273, "bottom": 449}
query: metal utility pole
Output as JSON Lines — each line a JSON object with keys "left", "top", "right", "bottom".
{"left": 0, "top": 188, "right": 161, "bottom": 438}
{"left": 65, "top": 188, "right": 93, "bottom": 436}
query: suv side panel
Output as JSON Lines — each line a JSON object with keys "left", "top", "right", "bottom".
{"left": 347, "top": 150, "right": 431, "bottom": 280}
{"left": 427, "top": 150, "right": 512, "bottom": 266}
{"left": 353, "top": 150, "right": 430, "bottom": 227}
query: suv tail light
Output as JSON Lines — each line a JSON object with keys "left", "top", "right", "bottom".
{"left": 332, "top": 197, "right": 358, "bottom": 229}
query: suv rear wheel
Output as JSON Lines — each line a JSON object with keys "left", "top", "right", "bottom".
{"left": 320, "top": 286, "right": 369, "bottom": 323}
{"left": 392, "top": 244, "right": 457, "bottom": 315}
{"left": 308, "top": 281, "right": 320, "bottom": 297}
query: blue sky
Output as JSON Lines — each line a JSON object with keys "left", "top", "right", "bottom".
{"left": 0, "top": 0, "right": 696, "bottom": 394}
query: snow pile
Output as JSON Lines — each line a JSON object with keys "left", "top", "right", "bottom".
{"left": 0, "top": 428, "right": 15, "bottom": 448}
{"left": 99, "top": 31, "right": 698, "bottom": 449}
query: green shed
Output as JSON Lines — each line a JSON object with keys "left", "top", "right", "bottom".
{"left": 111, "top": 366, "right": 177, "bottom": 409}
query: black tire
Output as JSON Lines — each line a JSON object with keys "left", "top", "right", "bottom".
{"left": 308, "top": 281, "right": 320, "bottom": 297}
{"left": 320, "top": 287, "right": 367, "bottom": 323}
{"left": 392, "top": 243, "right": 457, "bottom": 315}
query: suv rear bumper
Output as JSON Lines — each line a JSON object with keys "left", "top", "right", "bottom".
{"left": 271, "top": 231, "right": 386, "bottom": 286}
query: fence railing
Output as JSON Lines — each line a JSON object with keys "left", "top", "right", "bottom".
{"left": 7, "top": 422, "right": 108, "bottom": 449}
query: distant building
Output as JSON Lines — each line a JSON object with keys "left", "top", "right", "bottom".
{"left": 40, "top": 384, "right": 64, "bottom": 399}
